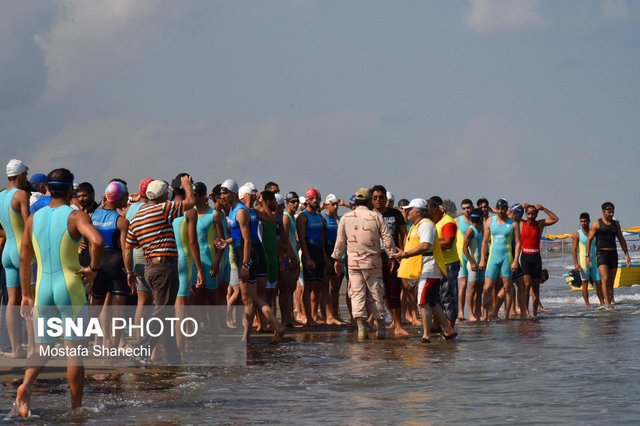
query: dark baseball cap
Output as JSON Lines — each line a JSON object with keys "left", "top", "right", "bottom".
{"left": 286, "top": 191, "right": 299, "bottom": 201}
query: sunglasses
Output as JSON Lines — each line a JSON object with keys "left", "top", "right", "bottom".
{"left": 288, "top": 199, "right": 299, "bottom": 204}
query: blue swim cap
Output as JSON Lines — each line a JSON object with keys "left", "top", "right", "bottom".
{"left": 508, "top": 203, "right": 524, "bottom": 220}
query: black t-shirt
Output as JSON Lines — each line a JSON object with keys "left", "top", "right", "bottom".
{"left": 381, "top": 208, "right": 406, "bottom": 248}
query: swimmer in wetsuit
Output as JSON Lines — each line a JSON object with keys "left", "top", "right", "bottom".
{"left": 586, "top": 202, "right": 631, "bottom": 308}
{"left": 571, "top": 212, "right": 604, "bottom": 309}
{"left": 455, "top": 199, "right": 474, "bottom": 321}
{"left": 519, "top": 203, "right": 558, "bottom": 317}
{"left": 89, "top": 181, "right": 130, "bottom": 347}
{"left": 479, "top": 199, "right": 521, "bottom": 321}
{"left": 217, "top": 179, "right": 284, "bottom": 343}
{"left": 15, "top": 168, "right": 104, "bottom": 417}
{"left": 0, "top": 159, "right": 31, "bottom": 359}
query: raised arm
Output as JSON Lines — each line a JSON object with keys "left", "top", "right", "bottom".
{"left": 181, "top": 175, "right": 196, "bottom": 211}
{"left": 536, "top": 204, "right": 559, "bottom": 229}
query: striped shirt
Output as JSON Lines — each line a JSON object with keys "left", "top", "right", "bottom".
{"left": 126, "top": 201, "right": 183, "bottom": 259}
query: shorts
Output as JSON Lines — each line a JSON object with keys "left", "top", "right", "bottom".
{"left": 134, "top": 263, "right": 151, "bottom": 292}
{"left": 520, "top": 252, "right": 542, "bottom": 279}
{"left": 417, "top": 277, "right": 441, "bottom": 307}
{"left": 486, "top": 253, "right": 513, "bottom": 280}
{"left": 466, "top": 261, "right": 485, "bottom": 283}
{"left": 302, "top": 245, "right": 325, "bottom": 282}
{"left": 580, "top": 264, "right": 601, "bottom": 283}
{"left": 326, "top": 257, "right": 337, "bottom": 277}
{"left": 229, "top": 265, "right": 241, "bottom": 287}
{"left": 458, "top": 256, "right": 468, "bottom": 280}
{"left": 440, "top": 261, "right": 460, "bottom": 321}
{"left": 92, "top": 252, "right": 129, "bottom": 298}
{"left": 597, "top": 250, "right": 618, "bottom": 269}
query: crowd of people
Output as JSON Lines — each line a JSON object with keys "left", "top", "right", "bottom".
{"left": 0, "top": 158, "right": 633, "bottom": 416}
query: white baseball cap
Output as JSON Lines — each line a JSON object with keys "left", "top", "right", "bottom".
{"left": 221, "top": 179, "right": 238, "bottom": 193}
{"left": 402, "top": 198, "right": 427, "bottom": 210}
{"left": 275, "top": 193, "right": 286, "bottom": 206}
{"left": 325, "top": 194, "right": 338, "bottom": 204}
{"left": 299, "top": 196, "right": 306, "bottom": 204}
{"left": 6, "top": 159, "right": 28, "bottom": 177}
{"left": 146, "top": 180, "right": 169, "bottom": 200}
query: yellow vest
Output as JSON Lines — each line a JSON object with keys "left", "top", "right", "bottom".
{"left": 434, "top": 214, "right": 459, "bottom": 275}
{"left": 397, "top": 218, "right": 429, "bottom": 280}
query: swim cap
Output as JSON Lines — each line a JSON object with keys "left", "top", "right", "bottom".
{"left": 286, "top": 191, "right": 299, "bottom": 201}
{"left": 105, "top": 181, "right": 127, "bottom": 202}
{"left": 139, "top": 177, "right": 154, "bottom": 196}
{"left": 325, "top": 194, "right": 338, "bottom": 204}
{"left": 305, "top": 188, "right": 320, "bottom": 199}
{"left": 221, "top": 179, "right": 238, "bottom": 193}
{"left": 275, "top": 193, "right": 286, "bottom": 206}
{"left": 192, "top": 181, "right": 207, "bottom": 196}
{"left": 496, "top": 198, "right": 509, "bottom": 209}
{"left": 508, "top": 203, "right": 524, "bottom": 220}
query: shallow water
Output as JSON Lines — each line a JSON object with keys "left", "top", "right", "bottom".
{"left": 3, "top": 266, "right": 640, "bottom": 424}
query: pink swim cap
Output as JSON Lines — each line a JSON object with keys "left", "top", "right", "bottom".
{"left": 105, "top": 181, "right": 127, "bottom": 202}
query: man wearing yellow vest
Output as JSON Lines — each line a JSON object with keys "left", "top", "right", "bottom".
{"left": 427, "top": 197, "right": 460, "bottom": 328}
{"left": 392, "top": 199, "right": 457, "bottom": 343}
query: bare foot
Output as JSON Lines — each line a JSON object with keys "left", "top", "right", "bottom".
{"left": 268, "top": 328, "right": 285, "bottom": 344}
{"left": 411, "top": 318, "right": 421, "bottom": 326}
{"left": 468, "top": 316, "right": 478, "bottom": 322}
{"left": 394, "top": 327, "right": 410, "bottom": 337}
{"left": 226, "top": 319, "right": 237, "bottom": 328}
{"left": 15, "top": 384, "right": 31, "bottom": 418}
{"left": 326, "top": 319, "right": 343, "bottom": 326}
{"left": 11, "top": 349, "right": 27, "bottom": 359}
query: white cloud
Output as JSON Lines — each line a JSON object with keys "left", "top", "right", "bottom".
{"left": 465, "top": 0, "right": 548, "bottom": 34}
{"left": 34, "top": 0, "right": 205, "bottom": 100}
{"left": 601, "top": 0, "right": 630, "bottom": 21}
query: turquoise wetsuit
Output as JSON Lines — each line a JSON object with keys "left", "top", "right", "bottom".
{"left": 579, "top": 229, "right": 601, "bottom": 282}
{"left": 32, "top": 205, "right": 88, "bottom": 343}
{"left": 486, "top": 216, "right": 515, "bottom": 280}
{"left": 196, "top": 208, "right": 217, "bottom": 289}
{"left": 456, "top": 215, "right": 472, "bottom": 280}
{"left": 284, "top": 211, "right": 299, "bottom": 263}
{"left": 215, "top": 208, "right": 231, "bottom": 285}
{"left": 465, "top": 224, "right": 485, "bottom": 283}
{"left": 126, "top": 202, "right": 150, "bottom": 291}
{"left": 0, "top": 188, "right": 25, "bottom": 287}
{"left": 173, "top": 215, "right": 193, "bottom": 297}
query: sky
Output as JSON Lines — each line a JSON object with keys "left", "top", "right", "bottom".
{"left": 1, "top": 0, "right": 638, "bottom": 233}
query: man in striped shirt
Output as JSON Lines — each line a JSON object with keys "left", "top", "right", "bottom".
{"left": 124, "top": 175, "right": 195, "bottom": 364}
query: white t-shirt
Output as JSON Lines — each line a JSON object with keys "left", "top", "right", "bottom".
{"left": 417, "top": 220, "right": 440, "bottom": 278}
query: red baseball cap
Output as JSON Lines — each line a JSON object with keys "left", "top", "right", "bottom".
{"left": 139, "top": 177, "right": 154, "bottom": 195}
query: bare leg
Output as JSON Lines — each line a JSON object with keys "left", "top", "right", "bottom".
{"left": 481, "top": 278, "right": 495, "bottom": 322}
{"left": 134, "top": 290, "right": 153, "bottom": 338}
{"left": 458, "top": 277, "right": 467, "bottom": 321}
{"left": 466, "top": 280, "right": 478, "bottom": 321}
{"left": 7, "top": 287, "right": 25, "bottom": 358}
{"left": 530, "top": 279, "right": 541, "bottom": 317}
{"left": 581, "top": 280, "right": 591, "bottom": 309}
{"left": 175, "top": 296, "right": 187, "bottom": 358}
{"left": 594, "top": 280, "right": 604, "bottom": 305}
{"left": 65, "top": 340, "right": 85, "bottom": 410}
{"left": 502, "top": 277, "right": 514, "bottom": 321}
{"left": 598, "top": 265, "right": 613, "bottom": 305}
{"left": 226, "top": 285, "right": 241, "bottom": 328}
{"left": 419, "top": 305, "right": 433, "bottom": 341}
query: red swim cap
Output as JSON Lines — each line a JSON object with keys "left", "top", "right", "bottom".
{"left": 305, "top": 188, "right": 319, "bottom": 199}
{"left": 139, "top": 177, "right": 154, "bottom": 195}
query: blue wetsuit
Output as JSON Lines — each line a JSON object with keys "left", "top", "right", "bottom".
{"left": 486, "top": 216, "right": 515, "bottom": 280}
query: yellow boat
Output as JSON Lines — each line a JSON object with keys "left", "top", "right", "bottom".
{"left": 614, "top": 263, "right": 640, "bottom": 288}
